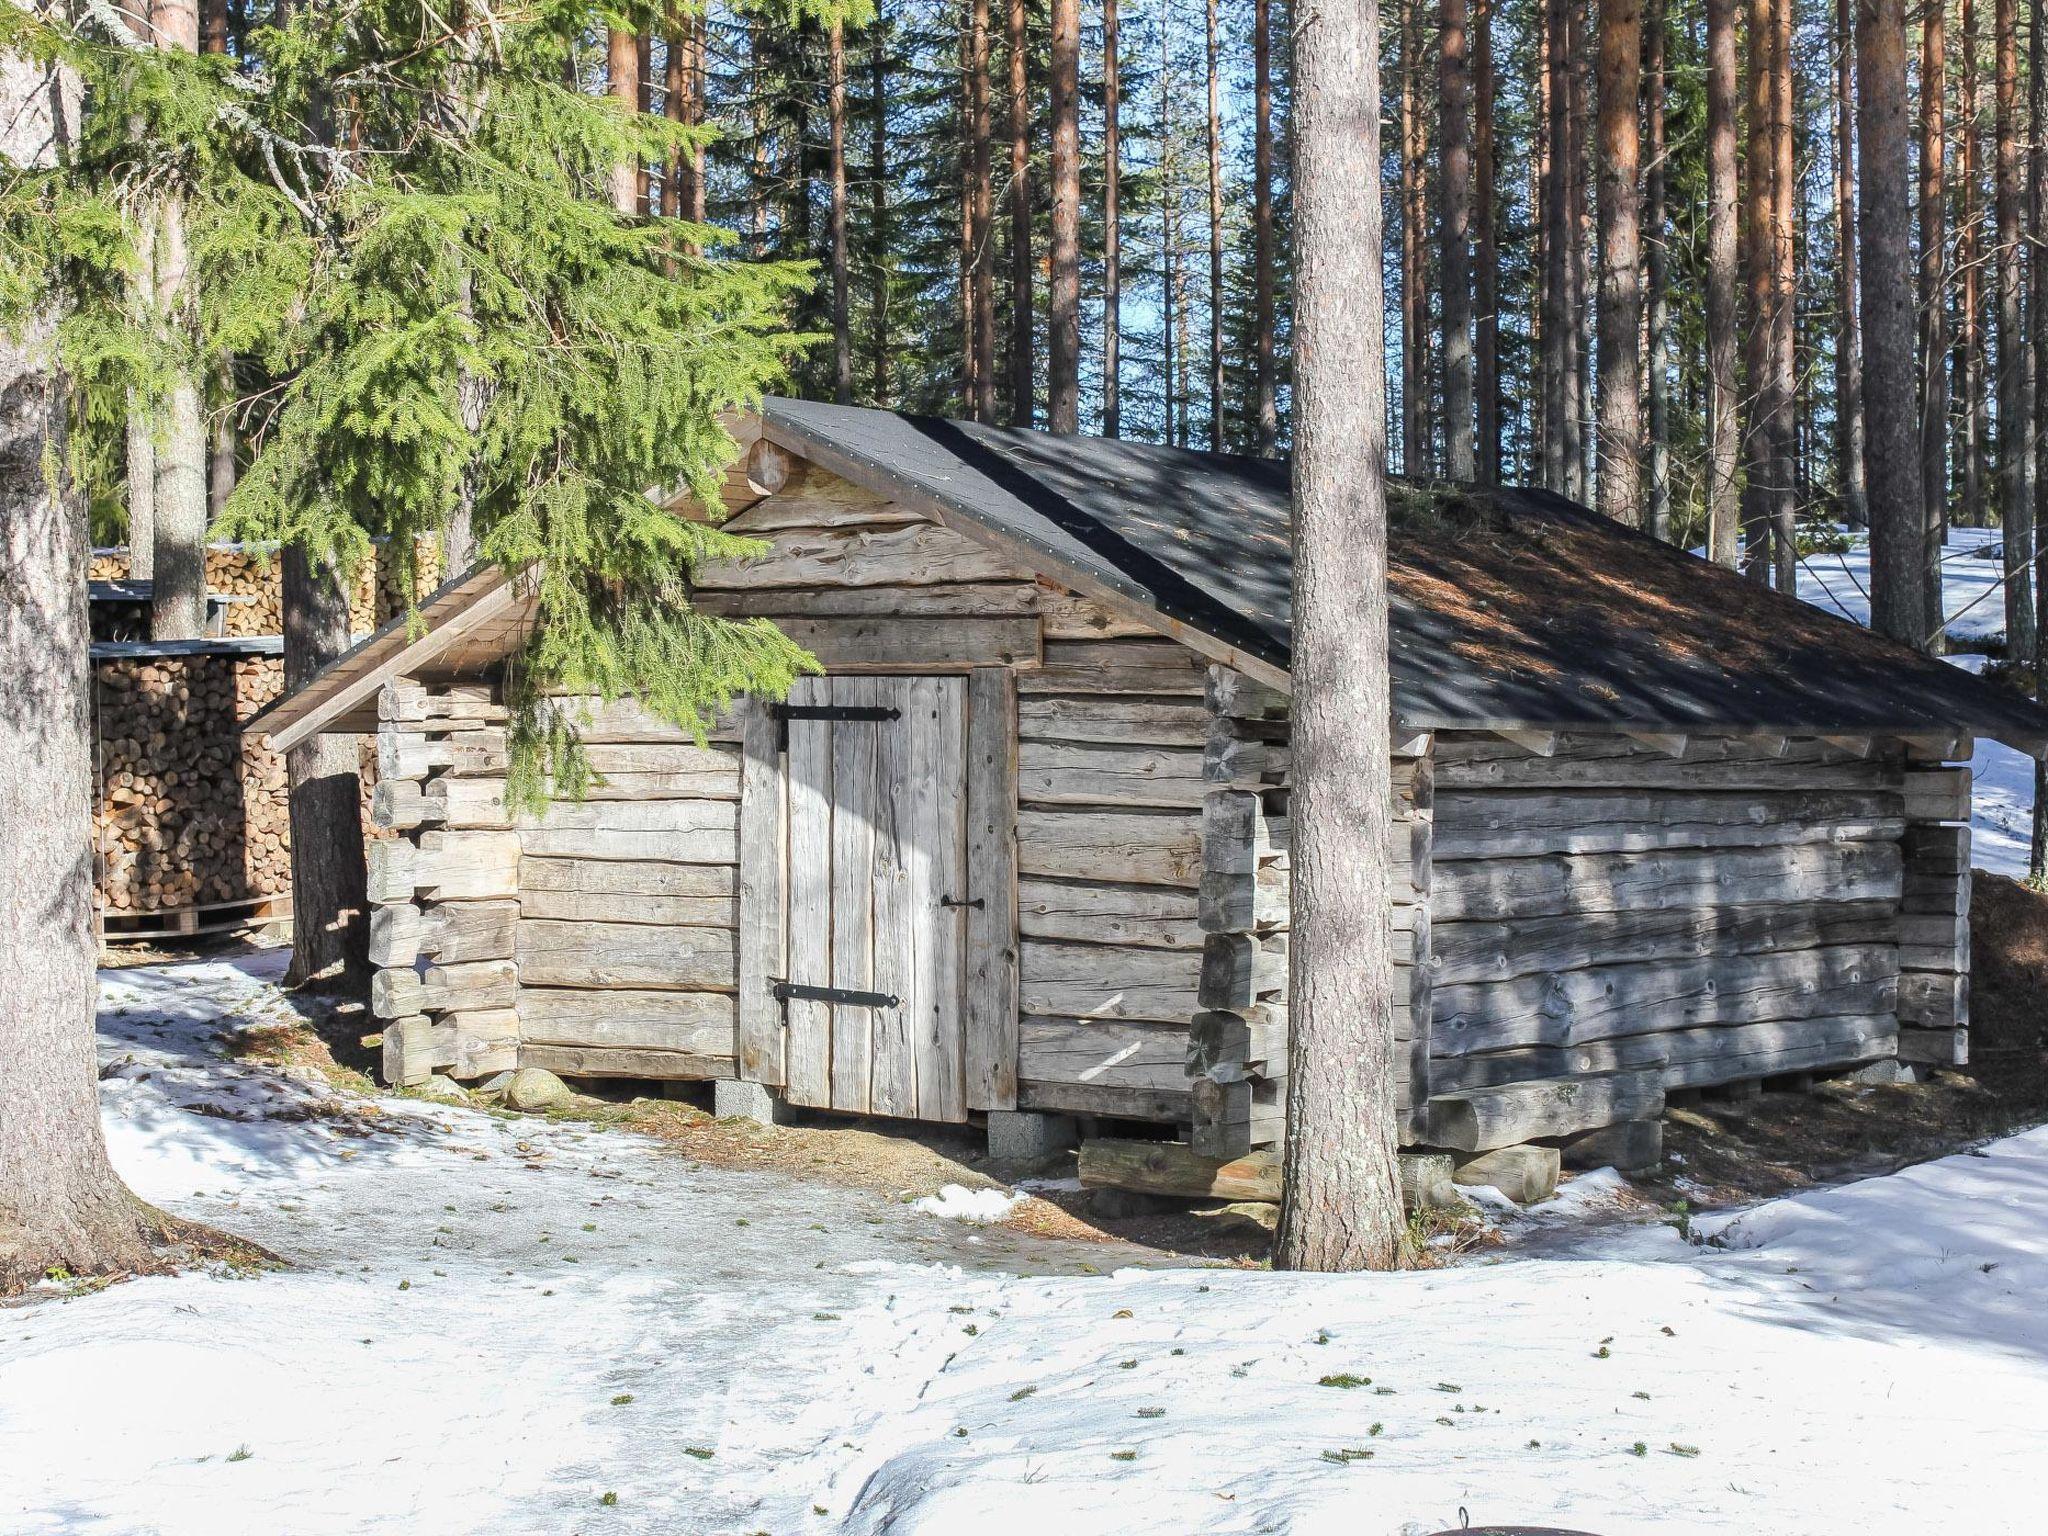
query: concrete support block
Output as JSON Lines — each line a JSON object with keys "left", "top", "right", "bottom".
{"left": 987, "top": 1109, "right": 1079, "bottom": 1162}
{"left": 1450, "top": 1144, "right": 1561, "bottom": 1205}
{"left": 714, "top": 1079, "right": 787, "bottom": 1125}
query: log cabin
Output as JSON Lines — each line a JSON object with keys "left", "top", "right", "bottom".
{"left": 251, "top": 398, "right": 2048, "bottom": 1189}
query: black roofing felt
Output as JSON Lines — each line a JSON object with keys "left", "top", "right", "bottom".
{"left": 761, "top": 396, "right": 2048, "bottom": 743}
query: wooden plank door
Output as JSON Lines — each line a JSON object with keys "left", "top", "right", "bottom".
{"left": 781, "top": 676, "right": 969, "bottom": 1121}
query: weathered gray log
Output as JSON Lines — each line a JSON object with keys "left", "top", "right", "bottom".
{"left": 1196, "top": 932, "right": 1290, "bottom": 1011}
{"left": 1018, "top": 877, "right": 1203, "bottom": 950}
{"left": 1431, "top": 1012, "right": 1900, "bottom": 1092}
{"left": 1019, "top": 940, "right": 1202, "bottom": 1022}
{"left": 1429, "top": 839, "right": 1903, "bottom": 922}
{"left": 540, "top": 695, "right": 741, "bottom": 744}
{"left": 1187, "top": 1005, "right": 1287, "bottom": 1080}
{"left": 440, "top": 1009, "right": 521, "bottom": 1079}
{"left": 718, "top": 474, "right": 905, "bottom": 530}
{"left": 370, "top": 958, "right": 519, "bottom": 1019}
{"left": 379, "top": 681, "right": 505, "bottom": 725}
{"left": 1894, "top": 1027, "right": 1968, "bottom": 1066}
{"left": 1902, "top": 868, "right": 1972, "bottom": 916}
{"left": 1426, "top": 1069, "right": 1666, "bottom": 1152}
{"left": 964, "top": 666, "right": 1020, "bottom": 1111}
{"left": 520, "top": 856, "right": 736, "bottom": 899}
{"left": 367, "top": 831, "right": 521, "bottom": 903}
{"left": 1198, "top": 863, "right": 1291, "bottom": 935}
{"left": 1017, "top": 695, "right": 1211, "bottom": 747}
{"left": 1900, "top": 822, "right": 1970, "bottom": 875}
{"left": 1200, "top": 789, "right": 1288, "bottom": 877}
{"left": 1018, "top": 741, "right": 1209, "bottom": 809}
{"left": 377, "top": 726, "right": 508, "bottom": 781}
{"left": 694, "top": 519, "right": 1023, "bottom": 591}
{"left": 1431, "top": 945, "right": 1899, "bottom": 1056}
{"left": 766, "top": 615, "right": 1041, "bottom": 670}
{"left": 1037, "top": 587, "right": 1160, "bottom": 640}
{"left": 1075, "top": 1138, "right": 1455, "bottom": 1210}
{"left": 1900, "top": 767, "right": 1972, "bottom": 821}
{"left": 515, "top": 919, "right": 737, "bottom": 990}
{"left": 1019, "top": 639, "right": 1208, "bottom": 696}
{"left": 1895, "top": 970, "right": 1968, "bottom": 1028}
{"left": 1434, "top": 742, "right": 1901, "bottom": 793}
{"left": 1433, "top": 788, "right": 1904, "bottom": 860}
{"left": 518, "top": 1043, "right": 737, "bottom": 1081}
{"left": 1016, "top": 1078, "right": 1192, "bottom": 1121}
{"left": 1016, "top": 1017, "right": 1192, "bottom": 1093}
{"left": 517, "top": 888, "right": 736, "bottom": 926}
{"left": 518, "top": 986, "right": 737, "bottom": 1054}
{"left": 733, "top": 696, "right": 786, "bottom": 1087}
{"left": 380, "top": 1015, "right": 431, "bottom": 1086}
{"left": 1428, "top": 899, "right": 1899, "bottom": 986}
{"left": 695, "top": 579, "right": 1039, "bottom": 619}
{"left": 1205, "top": 665, "right": 1289, "bottom": 721}
{"left": 367, "top": 898, "right": 518, "bottom": 968}
{"left": 1189, "top": 1074, "right": 1286, "bottom": 1156}
{"left": 1016, "top": 808, "right": 1203, "bottom": 887}
{"left": 516, "top": 824, "right": 738, "bottom": 865}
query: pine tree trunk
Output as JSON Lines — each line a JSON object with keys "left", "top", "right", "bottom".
{"left": 200, "top": 0, "right": 227, "bottom": 53}
{"left": 1439, "top": 0, "right": 1475, "bottom": 480}
{"left": 1860, "top": 0, "right": 1930, "bottom": 643}
{"left": 1472, "top": 0, "right": 1499, "bottom": 483}
{"left": 1770, "top": 0, "right": 1797, "bottom": 591}
{"left": 636, "top": 32, "right": 653, "bottom": 213}
{"left": 1834, "top": 0, "right": 1868, "bottom": 528}
{"left": 1205, "top": 0, "right": 1225, "bottom": 448}
{"left": 1006, "top": 0, "right": 1033, "bottom": 425}
{"left": 1103, "top": 0, "right": 1123, "bottom": 437}
{"left": 1162, "top": 22, "right": 1179, "bottom": 446}
{"left": 869, "top": 22, "right": 891, "bottom": 406}
{"left": 1542, "top": 0, "right": 1569, "bottom": 491}
{"left": 2027, "top": 0, "right": 2046, "bottom": 879}
{"left": 1049, "top": 0, "right": 1082, "bottom": 432}
{"left": 969, "top": 0, "right": 996, "bottom": 423}
{"left": 1920, "top": 0, "right": 1951, "bottom": 642}
{"left": 607, "top": 28, "right": 638, "bottom": 216}
{"left": 1742, "top": 0, "right": 1777, "bottom": 583}
{"left": 1705, "top": 0, "right": 1742, "bottom": 565}
{"left": 1275, "top": 0, "right": 1405, "bottom": 1277}
{"left": 1253, "top": 0, "right": 1277, "bottom": 454}
{"left": 148, "top": 0, "right": 208, "bottom": 642}
{"left": 1399, "top": 0, "right": 1426, "bottom": 475}
{"left": 1992, "top": 0, "right": 2030, "bottom": 659}
{"left": 1958, "top": 0, "right": 1986, "bottom": 524}
{"left": 1595, "top": 0, "right": 1643, "bottom": 525}
{"left": 280, "top": 548, "right": 367, "bottom": 989}
{"left": 1644, "top": 0, "right": 1670, "bottom": 539}
{"left": 1566, "top": 0, "right": 1591, "bottom": 502}
{"left": 0, "top": 56, "right": 171, "bottom": 1291}
{"left": 125, "top": 399, "right": 154, "bottom": 578}
{"left": 829, "top": 20, "right": 852, "bottom": 405}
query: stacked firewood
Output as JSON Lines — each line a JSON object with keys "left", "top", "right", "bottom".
{"left": 88, "top": 539, "right": 444, "bottom": 637}
{"left": 92, "top": 654, "right": 291, "bottom": 914}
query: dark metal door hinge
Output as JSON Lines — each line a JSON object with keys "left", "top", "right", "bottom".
{"left": 939, "top": 895, "right": 984, "bottom": 910}
{"left": 772, "top": 979, "right": 899, "bottom": 1010}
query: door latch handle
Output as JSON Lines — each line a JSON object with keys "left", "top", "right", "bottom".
{"left": 939, "top": 895, "right": 984, "bottom": 910}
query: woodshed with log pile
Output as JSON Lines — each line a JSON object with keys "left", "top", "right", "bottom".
{"left": 251, "top": 399, "right": 2048, "bottom": 1203}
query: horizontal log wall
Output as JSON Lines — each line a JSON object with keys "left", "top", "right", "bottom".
{"left": 1184, "top": 669, "right": 1432, "bottom": 1157}
{"left": 1893, "top": 741, "right": 1972, "bottom": 1066}
{"left": 1423, "top": 732, "right": 1910, "bottom": 1148}
{"left": 1012, "top": 640, "right": 1214, "bottom": 1124}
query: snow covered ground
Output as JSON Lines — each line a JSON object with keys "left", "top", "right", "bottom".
{"left": 1796, "top": 525, "right": 2036, "bottom": 875}
{"left": 5, "top": 958, "right": 2047, "bottom": 1534}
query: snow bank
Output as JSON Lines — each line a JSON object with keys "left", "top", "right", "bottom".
{"left": 8, "top": 961, "right": 2047, "bottom": 1535}
{"left": 915, "top": 1183, "right": 1027, "bottom": 1223}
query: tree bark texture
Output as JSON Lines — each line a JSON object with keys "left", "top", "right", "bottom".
{"left": 1399, "top": 0, "right": 1428, "bottom": 476}
{"left": 1205, "top": 0, "right": 1226, "bottom": 448}
{"left": 1704, "top": 0, "right": 1742, "bottom": 566}
{"left": 1103, "top": 0, "right": 1122, "bottom": 437}
{"left": 1006, "top": 0, "right": 1033, "bottom": 425}
{"left": 1958, "top": 0, "right": 1986, "bottom": 522}
{"left": 1253, "top": 0, "right": 1278, "bottom": 453}
{"left": 1858, "top": 0, "right": 1929, "bottom": 644}
{"left": 1542, "top": 0, "right": 1569, "bottom": 491}
{"left": 0, "top": 49, "right": 171, "bottom": 1290}
{"left": 1833, "top": 0, "right": 1867, "bottom": 528}
{"left": 1049, "top": 0, "right": 1082, "bottom": 432}
{"left": 1438, "top": 0, "right": 1475, "bottom": 481}
{"left": 828, "top": 20, "right": 851, "bottom": 405}
{"left": 1595, "top": 0, "right": 1643, "bottom": 525}
{"left": 1992, "top": 0, "right": 2032, "bottom": 660}
{"left": 1472, "top": 0, "right": 1499, "bottom": 481}
{"left": 281, "top": 547, "right": 368, "bottom": 989}
{"left": 968, "top": 0, "right": 996, "bottom": 423}
{"left": 1645, "top": 0, "right": 1671, "bottom": 539}
{"left": 1920, "top": 0, "right": 1950, "bottom": 641}
{"left": 147, "top": 0, "right": 207, "bottom": 642}
{"left": 606, "top": 27, "right": 639, "bottom": 216}
{"left": 1275, "top": 0, "right": 1406, "bottom": 1276}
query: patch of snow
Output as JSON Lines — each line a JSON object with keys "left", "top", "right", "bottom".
{"left": 8, "top": 960, "right": 2048, "bottom": 1534}
{"left": 1531, "top": 1165, "right": 1634, "bottom": 1218}
{"left": 914, "top": 1183, "right": 1026, "bottom": 1223}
